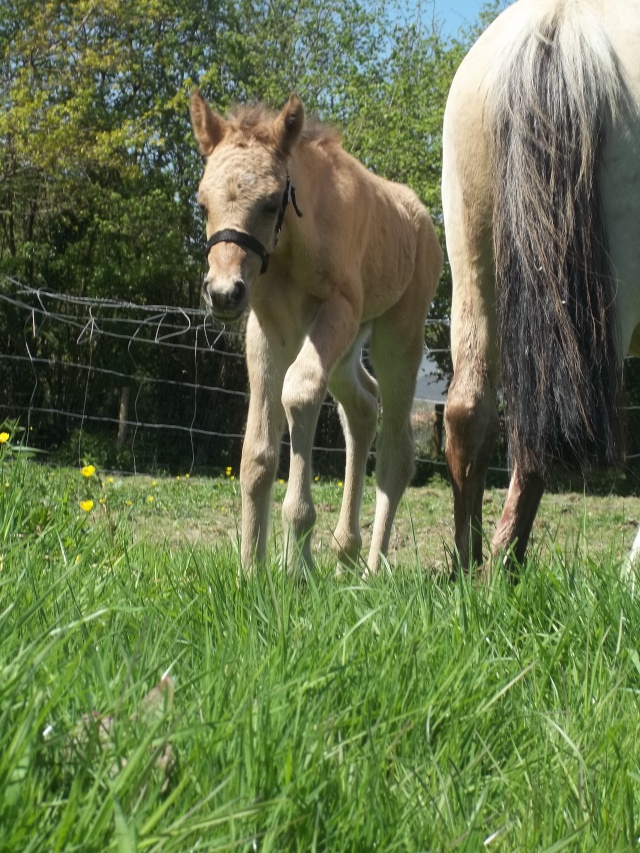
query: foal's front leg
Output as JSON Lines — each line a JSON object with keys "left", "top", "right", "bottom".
{"left": 281, "top": 294, "right": 359, "bottom": 573}
{"left": 240, "top": 312, "right": 291, "bottom": 571}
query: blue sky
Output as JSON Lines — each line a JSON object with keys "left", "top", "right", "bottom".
{"left": 436, "top": 0, "right": 488, "bottom": 36}
{"left": 434, "top": 0, "right": 500, "bottom": 36}
{"left": 381, "top": 0, "right": 507, "bottom": 45}
{"left": 428, "top": 0, "right": 508, "bottom": 36}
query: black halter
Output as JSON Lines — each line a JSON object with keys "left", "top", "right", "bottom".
{"left": 204, "top": 177, "right": 302, "bottom": 275}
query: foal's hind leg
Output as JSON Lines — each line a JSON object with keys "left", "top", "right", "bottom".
{"left": 327, "top": 335, "right": 379, "bottom": 566}
{"left": 366, "top": 307, "right": 425, "bottom": 574}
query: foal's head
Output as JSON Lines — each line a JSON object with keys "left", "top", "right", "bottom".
{"left": 190, "top": 92, "right": 304, "bottom": 321}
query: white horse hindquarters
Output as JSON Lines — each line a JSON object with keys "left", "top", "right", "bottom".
{"left": 443, "top": 0, "right": 640, "bottom": 575}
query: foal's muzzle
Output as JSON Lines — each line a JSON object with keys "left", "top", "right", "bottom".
{"left": 203, "top": 276, "right": 247, "bottom": 321}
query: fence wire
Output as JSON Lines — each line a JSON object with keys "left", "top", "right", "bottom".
{"left": 2, "top": 276, "right": 639, "bottom": 480}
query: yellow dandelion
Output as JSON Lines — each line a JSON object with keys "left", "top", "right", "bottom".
{"left": 79, "top": 499, "right": 94, "bottom": 512}
{"left": 278, "top": 479, "right": 285, "bottom": 485}
{"left": 338, "top": 481, "right": 344, "bottom": 488}
{"left": 230, "top": 475, "right": 235, "bottom": 481}
{"left": 99, "top": 497, "right": 106, "bottom": 504}
{"left": 81, "top": 464, "right": 96, "bottom": 478}
{"left": 185, "top": 473, "right": 190, "bottom": 479}
{"left": 176, "top": 475, "right": 181, "bottom": 480}
{"left": 107, "top": 476, "right": 114, "bottom": 484}
{"left": 151, "top": 480, "right": 157, "bottom": 487}
{"left": 0, "top": 432, "right": 9, "bottom": 444}
{"left": 314, "top": 475, "right": 319, "bottom": 482}
{"left": 125, "top": 499, "right": 132, "bottom": 506}
{"left": 147, "top": 495, "right": 154, "bottom": 503}
{"left": 225, "top": 466, "right": 232, "bottom": 476}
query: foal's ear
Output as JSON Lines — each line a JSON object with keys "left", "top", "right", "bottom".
{"left": 189, "top": 90, "right": 226, "bottom": 157}
{"left": 274, "top": 94, "right": 304, "bottom": 156}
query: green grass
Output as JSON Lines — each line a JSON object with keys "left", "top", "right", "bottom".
{"left": 1, "top": 452, "right": 640, "bottom": 850}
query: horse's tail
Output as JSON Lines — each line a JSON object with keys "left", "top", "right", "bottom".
{"left": 491, "top": 6, "right": 624, "bottom": 477}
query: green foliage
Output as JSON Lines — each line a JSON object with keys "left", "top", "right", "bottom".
{"left": 0, "top": 0, "right": 488, "bottom": 301}
{"left": 0, "top": 0, "right": 507, "bottom": 462}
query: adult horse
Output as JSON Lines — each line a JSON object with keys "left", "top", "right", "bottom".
{"left": 442, "top": 0, "right": 640, "bottom": 574}
{"left": 190, "top": 92, "right": 442, "bottom": 574}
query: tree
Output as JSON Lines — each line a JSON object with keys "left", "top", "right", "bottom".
{"left": 0, "top": 0, "right": 493, "bottom": 468}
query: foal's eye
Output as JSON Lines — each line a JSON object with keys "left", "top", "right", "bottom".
{"left": 198, "top": 202, "right": 207, "bottom": 216}
{"left": 263, "top": 199, "right": 280, "bottom": 216}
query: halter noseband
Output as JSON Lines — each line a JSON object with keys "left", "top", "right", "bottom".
{"left": 204, "top": 177, "right": 302, "bottom": 275}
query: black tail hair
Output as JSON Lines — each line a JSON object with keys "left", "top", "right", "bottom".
{"left": 492, "top": 10, "right": 624, "bottom": 477}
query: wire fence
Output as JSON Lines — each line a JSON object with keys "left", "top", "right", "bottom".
{"left": 1, "top": 275, "right": 639, "bottom": 484}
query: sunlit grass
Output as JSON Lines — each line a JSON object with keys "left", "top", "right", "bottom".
{"left": 1, "top": 452, "right": 640, "bottom": 849}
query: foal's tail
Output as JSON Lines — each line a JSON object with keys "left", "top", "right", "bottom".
{"left": 491, "top": 6, "right": 624, "bottom": 476}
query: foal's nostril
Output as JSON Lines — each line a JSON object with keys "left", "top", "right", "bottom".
{"left": 231, "top": 279, "right": 245, "bottom": 305}
{"left": 230, "top": 280, "right": 246, "bottom": 308}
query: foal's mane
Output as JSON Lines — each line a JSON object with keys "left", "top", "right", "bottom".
{"left": 226, "top": 102, "right": 341, "bottom": 149}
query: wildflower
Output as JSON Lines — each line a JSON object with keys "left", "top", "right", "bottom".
{"left": 0, "top": 432, "right": 9, "bottom": 444}
{"left": 176, "top": 476, "right": 181, "bottom": 480}
{"left": 79, "top": 499, "right": 94, "bottom": 512}
{"left": 107, "top": 477, "right": 114, "bottom": 484}
{"left": 314, "top": 475, "right": 319, "bottom": 482}
{"left": 147, "top": 495, "right": 155, "bottom": 503}
{"left": 99, "top": 497, "right": 106, "bottom": 505}
{"left": 225, "top": 466, "right": 232, "bottom": 477}
{"left": 278, "top": 478, "right": 284, "bottom": 485}
{"left": 338, "top": 481, "right": 344, "bottom": 488}
{"left": 125, "top": 500, "right": 132, "bottom": 506}
{"left": 185, "top": 473, "right": 190, "bottom": 479}
{"left": 151, "top": 480, "right": 157, "bottom": 487}
{"left": 81, "top": 464, "right": 96, "bottom": 478}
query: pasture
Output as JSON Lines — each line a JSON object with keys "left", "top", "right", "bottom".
{"left": 2, "top": 450, "right": 640, "bottom": 850}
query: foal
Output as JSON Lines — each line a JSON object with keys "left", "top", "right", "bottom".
{"left": 190, "top": 92, "right": 442, "bottom": 574}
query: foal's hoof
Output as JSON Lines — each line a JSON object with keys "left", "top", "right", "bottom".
{"left": 476, "top": 562, "right": 494, "bottom": 586}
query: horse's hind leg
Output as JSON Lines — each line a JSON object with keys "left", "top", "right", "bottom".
{"left": 445, "top": 364, "right": 499, "bottom": 572}
{"left": 490, "top": 462, "right": 545, "bottom": 575}
{"left": 442, "top": 98, "right": 500, "bottom": 574}
{"left": 327, "top": 334, "right": 379, "bottom": 566}
{"left": 443, "top": 249, "right": 500, "bottom": 572}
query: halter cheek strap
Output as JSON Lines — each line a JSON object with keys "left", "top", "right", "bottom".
{"left": 204, "top": 176, "right": 302, "bottom": 276}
